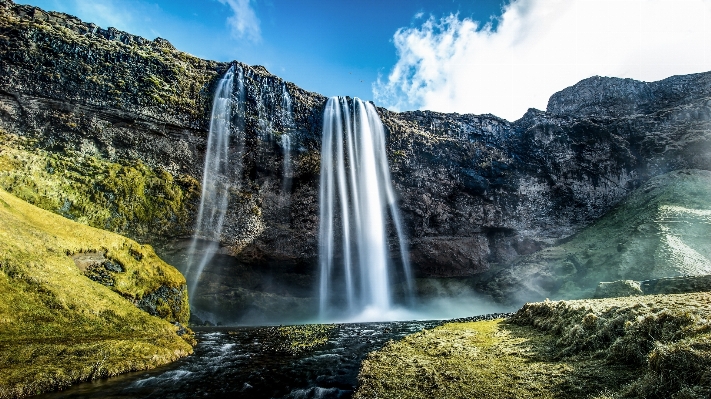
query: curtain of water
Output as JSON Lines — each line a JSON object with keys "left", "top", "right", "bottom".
{"left": 185, "top": 66, "right": 240, "bottom": 304}
{"left": 318, "top": 97, "right": 415, "bottom": 318}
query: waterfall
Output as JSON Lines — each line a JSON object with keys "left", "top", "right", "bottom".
{"left": 185, "top": 65, "right": 242, "bottom": 304}
{"left": 318, "top": 96, "right": 415, "bottom": 319}
{"left": 281, "top": 83, "right": 294, "bottom": 193}
{"left": 281, "top": 133, "right": 292, "bottom": 192}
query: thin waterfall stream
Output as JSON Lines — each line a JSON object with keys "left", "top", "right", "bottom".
{"left": 185, "top": 66, "right": 244, "bottom": 310}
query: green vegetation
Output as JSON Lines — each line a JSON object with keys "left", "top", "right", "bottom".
{"left": 492, "top": 170, "right": 711, "bottom": 302}
{"left": 0, "top": 131, "right": 199, "bottom": 241}
{"left": 0, "top": 187, "right": 193, "bottom": 398}
{"left": 265, "top": 324, "right": 336, "bottom": 355}
{"left": 356, "top": 293, "right": 711, "bottom": 398}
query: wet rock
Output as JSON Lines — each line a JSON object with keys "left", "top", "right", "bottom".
{"left": 594, "top": 280, "right": 643, "bottom": 298}
{"left": 129, "top": 284, "right": 189, "bottom": 324}
{"left": 73, "top": 251, "right": 125, "bottom": 286}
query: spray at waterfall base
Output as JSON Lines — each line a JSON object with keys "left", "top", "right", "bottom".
{"left": 317, "top": 97, "right": 510, "bottom": 322}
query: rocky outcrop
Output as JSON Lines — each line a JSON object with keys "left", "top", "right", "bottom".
{"left": 1, "top": 0, "right": 710, "bottom": 320}
{"left": 594, "top": 280, "right": 644, "bottom": 298}
{"left": 547, "top": 74, "right": 711, "bottom": 118}
{"left": 480, "top": 170, "right": 711, "bottom": 304}
{"left": 595, "top": 275, "right": 711, "bottom": 299}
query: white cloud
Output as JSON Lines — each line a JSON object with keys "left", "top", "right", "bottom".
{"left": 375, "top": 0, "right": 711, "bottom": 121}
{"left": 218, "top": 0, "right": 261, "bottom": 42}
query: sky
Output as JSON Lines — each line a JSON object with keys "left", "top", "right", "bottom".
{"left": 19, "top": 0, "right": 711, "bottom": 121}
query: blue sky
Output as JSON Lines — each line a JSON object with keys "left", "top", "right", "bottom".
{"left": 20, "top": 0, "right": 506, "bottom": 102}
{"left": 18, "top": 0, "right": 711, "bottom": 121}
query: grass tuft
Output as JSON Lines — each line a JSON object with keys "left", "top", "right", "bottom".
{"left": 356, "top": 293, "right": 711, "bottom": 398}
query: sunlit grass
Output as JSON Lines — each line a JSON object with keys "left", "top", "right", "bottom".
{"left": 0, "top": 188, "right": 193, "bottom": 398}
{"left": 356, "top": 293, "right": 711, "bottom": 398}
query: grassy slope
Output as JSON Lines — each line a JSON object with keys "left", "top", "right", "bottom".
{"left": 484, "top": 169, "right": 711, "bottom": 303}
{"left": 356, "top": 293, "right": 711, "bottom": 399}
{"left": 0, "top": 131, "right": 199, "bottom": 242}
{"left": 0, "top": 188, "right": 193, "bottom": 398}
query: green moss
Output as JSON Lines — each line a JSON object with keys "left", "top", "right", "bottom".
{"left": 0, "top": 187, "right": 194, "bottom": 397}
{"left": 0, "top": 132, "right": 199, "bottom": 241}
{"left": 143, "top": 74, "right": 163, "bottom": 88}
{"left": 265, "top": 324, "right": 336, "bottom": 355}
{"left": 296, "top": 150, "right": 321, "bottom": 177}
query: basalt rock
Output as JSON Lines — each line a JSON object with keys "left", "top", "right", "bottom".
{"left": 1, "top": 0, "right": 711, "bottom": 319}
{"left": 480, "top": 170, "right": 711, "bottom": 304}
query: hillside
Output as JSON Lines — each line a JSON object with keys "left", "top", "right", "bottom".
{"left": 356, "top": 293, "right": 711, "bottom": 398}
{"left": 477, "top": 169, "right": 711, "bottom": 303}
{"left": 0, "top": 187, "right": 193, "bottom": 398}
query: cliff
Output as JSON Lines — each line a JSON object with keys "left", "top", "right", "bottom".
{"left": 476, "top": 169, "right": 711, "bottom": 304}
{"left": 1, "top": 0, "right": 710, "bottom": 321}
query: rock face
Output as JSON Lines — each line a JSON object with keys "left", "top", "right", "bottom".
{"left": 482, "top": 170, "right": 711, "bottom": 304}
{"left": 1, "top": 0, "right": 711, "bottom": 321}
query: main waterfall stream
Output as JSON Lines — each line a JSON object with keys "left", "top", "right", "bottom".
{"left": 319, "top": 97, "right": 415, "bottom": 320}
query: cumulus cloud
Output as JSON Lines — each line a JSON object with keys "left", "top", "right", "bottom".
{"left": 375, "top": 0, "right": 711, "bottom": 121}
{"left": 218, "top": 0, "right": 261, "bottom": 42}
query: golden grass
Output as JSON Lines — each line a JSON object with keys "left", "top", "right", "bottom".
{"left": 356, "top": 293, "right": 711, "bottom": 399}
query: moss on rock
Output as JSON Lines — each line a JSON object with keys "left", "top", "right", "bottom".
{"left": 0, "top": 131, "right": 199, "bottom": 242}
{"left": 265, "top": 324, "right": 336, "bottom": 355}
{"left": 0, "top": 187, "right": 193, "bottom": 397}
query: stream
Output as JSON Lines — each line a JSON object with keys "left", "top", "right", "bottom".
{"left": 37, "top": 314, "right": 508, "bottom": 398}
{"left": 36, "top": 320, "right": 440, "bottom": 399}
